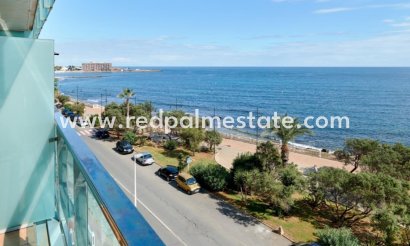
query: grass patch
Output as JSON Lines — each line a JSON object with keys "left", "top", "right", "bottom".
{"left": 218, "top": 191, "right": 317, "bottom": 243}
{"left": 135, "top": 145, "right": 216, "bottom": 168}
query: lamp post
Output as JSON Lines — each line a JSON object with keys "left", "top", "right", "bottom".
{"left": 134, "top": 157, "right": 138, "bottom": 208}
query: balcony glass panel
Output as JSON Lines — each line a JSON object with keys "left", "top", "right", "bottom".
{"left": 55, "top": 113, "right": 163, "bottom": 245}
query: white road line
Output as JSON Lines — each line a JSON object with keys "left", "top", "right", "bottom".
{"left": 113, "top": 177, "right": 188, "bottom": 246}
{"left": 77, "top": 133, "right": 81, "bottom": 136}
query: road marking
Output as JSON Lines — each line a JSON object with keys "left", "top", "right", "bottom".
{"left": 113, "top": 177, "right": 188, "bottom": 246}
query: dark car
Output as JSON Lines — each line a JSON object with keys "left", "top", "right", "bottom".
{"left": 149, "top": 133, "right": 180, "bottom": 144}
{"left": 69, "top": 113, "right": 79, "bottom": 121}
{"left": 95, "top": 128, "right": 110, "bottom": 139}
{"left": 62, "top": 108, "right": 72, "bottom": 116}
{"left": 157, "top": 165, "right": 179, "bottom": 181}
{"left": 115, "top": 140, "right": 134, "bottom": 154}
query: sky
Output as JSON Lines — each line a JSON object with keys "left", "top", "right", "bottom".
{"left": 40, "top": 0, "right": 410, "bottom": 67}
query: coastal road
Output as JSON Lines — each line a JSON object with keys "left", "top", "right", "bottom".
{"left": 77, "top": 128, "right": 292, "bottom": 246}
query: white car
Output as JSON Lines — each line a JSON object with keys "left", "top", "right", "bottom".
{"left": 76, "top": 117, "right": 89, "bottom": 127}
{"left": 132, "top": 152, "right": 155, "bottom": 166}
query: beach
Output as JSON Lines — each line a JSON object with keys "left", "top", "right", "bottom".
{"left": 216, "top": 138, "right": 345, "bottom": 171}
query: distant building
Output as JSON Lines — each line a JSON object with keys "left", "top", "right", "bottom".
{"left": 82, "top": 62, "right": 112, "bottom": 72}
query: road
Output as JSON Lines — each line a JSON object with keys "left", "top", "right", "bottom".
{"left": 77, "top": 128, "right": 292, "bottom": 246}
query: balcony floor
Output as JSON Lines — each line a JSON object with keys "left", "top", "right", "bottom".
{"left": 0, "top": 220, "right": 63, "bottom": 246}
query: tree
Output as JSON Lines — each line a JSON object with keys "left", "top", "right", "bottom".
{"left": 190, "top": 162, "right": 229, "bottom": 191}
{"left": 118, "top": 88, "right": 135, "bottom": 120}
{"left": 164, "top": 140, "right": 178, "bottom": 151}
{"left": 231, "top": 152, "right": 262, "bottom": 172}
{"left": 315, "top": 228, "right": 360, "bottom": 246}
{"left": 255, "top": 141, "right": 282, "bottom": 171}
{"left": 179, "top": 128, "right": 204, "bottom": 155}
{"left": 70, "top": 102, "right": 85, "bottom": 116}
{"left": 57, "top": 94, "right": 70, "bottom": 105}
{"left": 233, "top": 169, "right": 295, "bottom": 214}
{"left": 103, "top": 107, "right": 125, "bottom": 138}
{"left": 265, "top": 116, "right": 312, "bottom": 164}
{"left": 308, "top": 167, "right": 409, "bottom": 227}
{"left": 334, "top": 138, "right": 379, "bottom": 173}
{"left": 123, "top": 131, "right": 137, "bottom": 145}
{"left": 204, "top": 131, "right": 223, "bottom": 152}
{"left": 372, "top": 208, "right": 401, "bottom": 246}
{"left": 361, "top": 143, "right": 410, "bottom": 181}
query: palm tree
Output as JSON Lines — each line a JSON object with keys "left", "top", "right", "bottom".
{"left": 118, "top": 88, "right": 136, "bottom": 119}
{"left": 265, "top": 115, "right": 312, "bottom": 164}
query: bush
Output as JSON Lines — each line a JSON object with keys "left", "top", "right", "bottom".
{"left": 231, "top": 152, "right": 262, "bottom": 172}
{"left": 123, "top": 131, "right": 137, "bottom": 145}
{"left": 164, "top": 140, "right": 177, "bottom": 151}
{"left": 135, "top": 136, "right": 147, "bottom": 146}
{"left": 190, "top": 162, "right": 229, "bottom": 191}
{"left": 177, "top": 153, "right": 188, "bottom": 171}
{"left": 57, "top": 94, "right": 70, "bottom": 105}
{"left": 315, "top": 228, "right": 360, "bottom": 246}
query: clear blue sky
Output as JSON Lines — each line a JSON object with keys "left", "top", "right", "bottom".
{"left": 41, "top": 0, "right": 410, "bottom": 66}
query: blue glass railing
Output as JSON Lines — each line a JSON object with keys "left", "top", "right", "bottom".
{"left": 54, "top": 112, "right": 164, "bottom": 245}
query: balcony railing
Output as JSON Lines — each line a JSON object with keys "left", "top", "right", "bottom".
{"left": 55, "top": 112, "right": 163, "bottom": 245}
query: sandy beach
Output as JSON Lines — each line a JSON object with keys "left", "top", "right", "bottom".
{"left": 216, "top": 138, "right": 345, "bottom": 171}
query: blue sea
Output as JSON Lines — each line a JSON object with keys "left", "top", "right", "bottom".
{"left": 58, "top": 67, "right": 410, "bottom": 150}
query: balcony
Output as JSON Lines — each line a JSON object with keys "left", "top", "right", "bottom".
{"left": 54, "top": 112, "right": 163, "bottom": 245}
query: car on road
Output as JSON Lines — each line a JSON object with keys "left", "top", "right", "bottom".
{"left": 76, "top": 117, "right": 89, "bottom": 127}
{"left": 62, "top": 108, "right": 71, "bottom": 116}
{"left": 156, "top": 165, "right": 179, "bottom": 181}
{"left": 132, "top": 152, "right": 155, "bottom": 165}
{"left": 149, "top": 133, "right": 180, "bottom": 144}
{"left": 115, "top": 140, "right": 134, "bottom": 154}
{"left": 95, "top": 128, "right": 110, "bottom": 139}
{"left": 176, "top": 173, "right": 201, "bottom": 195}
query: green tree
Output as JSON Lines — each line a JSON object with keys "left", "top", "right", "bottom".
{"left": 118, "top": 88, "right": 136, "bottom": 120}
{"left": 265, "top": 116, "right": 312, "bottom": 164}
{"left": 315, "top": 227, "right": 360, "bottom": 246}
{"left": 255, "top": 141, "right": 282, "bottom": 171}
{"left": 372, "top": 208, "right": 401, "bottom": 246}
{"left": 123, "top": 131, "right": 137, "bottom": 145}
{"left": 70, "top": 102, "right": 85, "bottom": 116}
{"left": 57, "top": 94, "right": 70, "bottom": 105}
{"left": 231, "top": 152, "right": 262, "bottom": 172}
{"left": 190, "top": 162, "right": 229, "bottom": 191}
{"left": 179, "top": 128, "right": 204, "bottom": 155}
{"left": 204, "top": 131, "right": 223, "bottom": 152}
{"left": 308, "top": 167, "right": 409, "bottom": 227}
{"left": 164, "top": 140, "right": 178, "bottom": 151}
{"left": 334, "top": 138, "right": 379, "bottom": 173}
{"left": 103, "top": 107, "right": 125, "bottom": 139}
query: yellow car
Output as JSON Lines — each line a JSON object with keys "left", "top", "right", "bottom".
{"left": 176, "top": 173, "right": 201, "bottom": 195}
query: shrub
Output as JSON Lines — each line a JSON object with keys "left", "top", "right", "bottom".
{"left": 57, "top": 94, "right": 70, "bottom": 105}
{"left": 190, "top": 162, "right": 229, "bottom": 191}
{"left": 164, "top": 140, "right": 177, "bottom": 151}
{"left": 135, "top": 136, "right": 147, "bottom": 146}
{"left": 315, "top": 228, "right": 360, "bottom": 246}
{"left": 177, "top": 153, "right": 188, "bottom": 171}
{"left": 231, "top": 152, "right": 262, "bottom": 172}
{"left": 123, "top": 131, "right": 137, "bottom": 145}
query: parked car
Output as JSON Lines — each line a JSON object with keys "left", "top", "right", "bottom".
{"left": 76, "top": 117, "right": 89, "bottom": 127}
{"left": 115, "top": 140, "right": 134, "bottom": 154}
{"left": 132, "top": 152, "right": 155, "bottom": 165}
{"left": 69, "top": 113, "right": 79, "bottom": 121}
{"left": 176, "top": 173, "right": 201, "bottom": 195}
{"left": 95, "top": 128, "right": 110, "bottom": 139}
{"left": 62, "top": 108, "right": 72, "bottom": 116}
{"left": 149, "top": 133, "right": 180, "bottom": 144}
{"left": 156, "top": 165, "right": 179, "bottom": 181}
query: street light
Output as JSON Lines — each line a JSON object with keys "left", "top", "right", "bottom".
{"left": 134, "top": 157, "right": 138, "bottom": 208}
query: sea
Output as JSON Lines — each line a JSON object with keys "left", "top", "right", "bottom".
{"left": 57, "top": 67, "right": 410, "bottom": 150}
